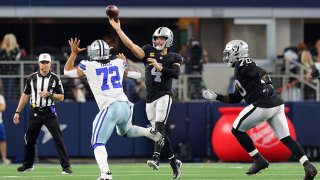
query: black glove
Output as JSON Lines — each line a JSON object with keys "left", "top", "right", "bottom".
{"left": 311, "top": 66, "right": 320, "bottom": 79}
{"left": 262, "top": 75, "right": 275, "bottom": 97}
{"left": 263, "top": 84, "right": 275, "bottom": 97}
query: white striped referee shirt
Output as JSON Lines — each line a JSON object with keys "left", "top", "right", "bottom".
{"left": 24, "top": 71, "right": 64, "bottom": 107}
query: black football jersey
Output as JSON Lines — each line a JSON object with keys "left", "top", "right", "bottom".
{"left": 233, "top": 58, "right": 284, "bottom": 108}
{"left": 142, "top": 44, "right": 183, "bottom": 103}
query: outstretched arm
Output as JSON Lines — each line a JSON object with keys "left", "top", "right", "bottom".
{"left": 64, "top": 38, "right": 86, "bottom": 78}
{"left": 109, "top": 18, "right": 145, "bottom": 60}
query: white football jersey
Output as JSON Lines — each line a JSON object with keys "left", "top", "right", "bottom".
{"left": 78, "top": 58, "right": 129, "bottom": 110}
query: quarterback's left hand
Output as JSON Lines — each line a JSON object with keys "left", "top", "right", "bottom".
{"left": 148, "top": 58, "right": 162, "bottom": 71}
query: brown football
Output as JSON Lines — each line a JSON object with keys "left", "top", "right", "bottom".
{"left": 106, "top": 5, "right": 119, "bottom": 18}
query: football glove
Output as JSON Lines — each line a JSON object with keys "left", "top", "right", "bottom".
{"left": 311, "top": 65, "right": 320, "bottom": 79}
{"left": 263, "top": 84, "right": 275, "bottom": 97}
{"left": 202, "top": 89, "right": 217, "bottom": 100}
{"left": 261, "top": 75, "right": 275, "bottom": 97}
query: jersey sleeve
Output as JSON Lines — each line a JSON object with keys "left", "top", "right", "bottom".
{"left": 142, "top": 44, "right": 152, "bottom": 63}
{"left": 78, "top": 60, "right": 89, "bottom": 74}
{"left": 55, "top": 76, "right": 64, "bottom": 94}
{"left": 174, "top": 53, "right": 183, "bottom": 65}
{"left": 23, "top": 75, "right": 32, "bottom": 95}
{"left": 115, "top": 58, "right": 128, "bottom": 69}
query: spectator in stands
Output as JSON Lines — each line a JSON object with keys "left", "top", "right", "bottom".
{"left": 72, "top": 79, "right": 86, "bottom": 103}
{"left": 298, "top": 42, "right": 314, "bottom": 82}
{"left": 311, "top": 38, "right": 320, "bottom": 63}
{"left": 0, "top": 33, "right": 22, "bottom": 100}
{"left": 0, "top": 34, "right": 21, "bottom": 61}
{"left": 179, "top": 39, "right": 208, "bottom": 99}
{"left": 180, "top": 39, "right": 208, "bottom": 75}
{"left": 0, "top": 94, "right": 11, "bottom": 165}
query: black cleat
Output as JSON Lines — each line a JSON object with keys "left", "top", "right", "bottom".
{"left": 62, "top": 167, "right": 73, "bottom": 174}
{"left": 170, "top": 159, "right": 182, "bottom": 179}
{"left": 246, "top": 158, "right": 269, "bottom": 175}
{"left": 304, "top": 163, "right": 317, "bottom": 180}
{"left": 17, "top": 165, "right": 34, "bottom": 173}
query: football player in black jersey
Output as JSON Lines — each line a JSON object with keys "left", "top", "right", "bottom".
{"left": 109, "top": 18, "right": 182, "bottom": 179}
{"left": 203, "top": 40, "right": 317, "bottom": 179}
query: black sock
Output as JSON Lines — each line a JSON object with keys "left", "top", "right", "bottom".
{"left": 280, "top": 136, "right": 306, "bottom": 160}
{"left": 231, "top": 128, "right": 256, "bottom": 153}
{"left": 162, "top": 135, "right": 176, "bottom": 162}
{"left": 252, "top": 153, "right": 263, "bottom": 160}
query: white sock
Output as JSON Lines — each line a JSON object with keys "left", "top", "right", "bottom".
{"left": 299, "top": 155, "right": 309, "bottom": 165}
{"left": 94, "top": 145, "right": 110, "bottom": 173}
{"left": 248, "top": 149, "right": 259, "bottom": 157}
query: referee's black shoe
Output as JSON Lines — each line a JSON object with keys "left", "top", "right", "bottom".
{"left": 17, "top": 165, "right": 34, "bottom": 173}
{"left": 62, "top": 167, "right": 73, "bottom": 174}
{"left": 246, "top": 158, "right": 269, "bottom": 175}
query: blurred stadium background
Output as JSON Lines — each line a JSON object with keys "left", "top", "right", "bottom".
{"left": 1, "top": 0, "right": 320, "bottom": 178}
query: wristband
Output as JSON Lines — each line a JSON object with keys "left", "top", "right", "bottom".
{"left": 15, "top": 112, "right": 20, "bottom": 114}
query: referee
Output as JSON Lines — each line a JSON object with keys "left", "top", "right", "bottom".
{"left": 13, "top": 53, "right": 72, "bottom": 174}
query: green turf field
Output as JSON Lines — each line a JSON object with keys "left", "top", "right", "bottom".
{"left": 0, "top": 162, "right": 318, "bottom": 179}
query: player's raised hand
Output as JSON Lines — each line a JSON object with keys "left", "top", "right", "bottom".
{"left": 202, "top": 89, "right": 217, "bottom": 100}
{"left": 109, "top": 18, "right": 121, "bottom": 31}
{"left": 68, "top": 38, "right": 86, "bottom": 54}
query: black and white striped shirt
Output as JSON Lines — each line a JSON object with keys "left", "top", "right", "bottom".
{"left": 24, "top": 71, "right": 64, "bottom": 107}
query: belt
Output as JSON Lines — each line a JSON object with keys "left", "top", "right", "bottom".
{"left": 31, "top": 106, "right": 52, "bottom": 112}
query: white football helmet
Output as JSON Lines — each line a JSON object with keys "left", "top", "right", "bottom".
{"left": 223, "top": 40, "right": 249, "bottom": 67}
{"left": 152, "top": 27, "right": 173, "bottom": 51}
{"left": 88, "top": 39, "right": 113, "bottom": 61}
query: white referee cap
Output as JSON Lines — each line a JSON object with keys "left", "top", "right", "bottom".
{"left": 38, "top": 53, "right": 52, "bottom": 62}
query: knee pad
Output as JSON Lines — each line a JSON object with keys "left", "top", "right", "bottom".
{"left": 155, "top": 122, "right": 166, "bottom": 135}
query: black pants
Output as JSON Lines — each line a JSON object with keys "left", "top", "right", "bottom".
{"left": 23, "top": 108, "right": 70, "bottom": 169}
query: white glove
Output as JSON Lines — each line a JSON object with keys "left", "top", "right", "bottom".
{"left": 202, "top": 89, "right": 217, "bottom": 100}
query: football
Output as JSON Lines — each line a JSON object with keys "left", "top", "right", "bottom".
{"left": 106, "top": 5, "right": 119, "bottom": 18}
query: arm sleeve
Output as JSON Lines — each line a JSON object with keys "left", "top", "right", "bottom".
{"left": 161, "top": 65, "right": 180, "bottom": 79}
{"left": 216, "top": 90, "right": 243, "bottom": 103}
{"left": 160, "top": 53, "right": 182, "bottom": 79}
{"left": 55, "top": 77, "right": 64, "bottom": 94}
{"left": 228, "top": 90, "right": 244, "bottom": 103}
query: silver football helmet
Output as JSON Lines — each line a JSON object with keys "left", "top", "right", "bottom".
{"left": 88, "top": 39, "right": 113, "bottom": 61}
{"left": 152, "top": 27, "right": 173, "bottom": 51}
{"left": 223, "top": 40, "right": 249, "bottom": 67}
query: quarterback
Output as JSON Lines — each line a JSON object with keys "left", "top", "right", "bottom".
{"left": 109, "top": 18, "right": 182, "bottom": 179}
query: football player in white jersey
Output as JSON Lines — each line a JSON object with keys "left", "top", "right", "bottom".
{"left": 64, "top": 38, "right": 164, "bottom": 180}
